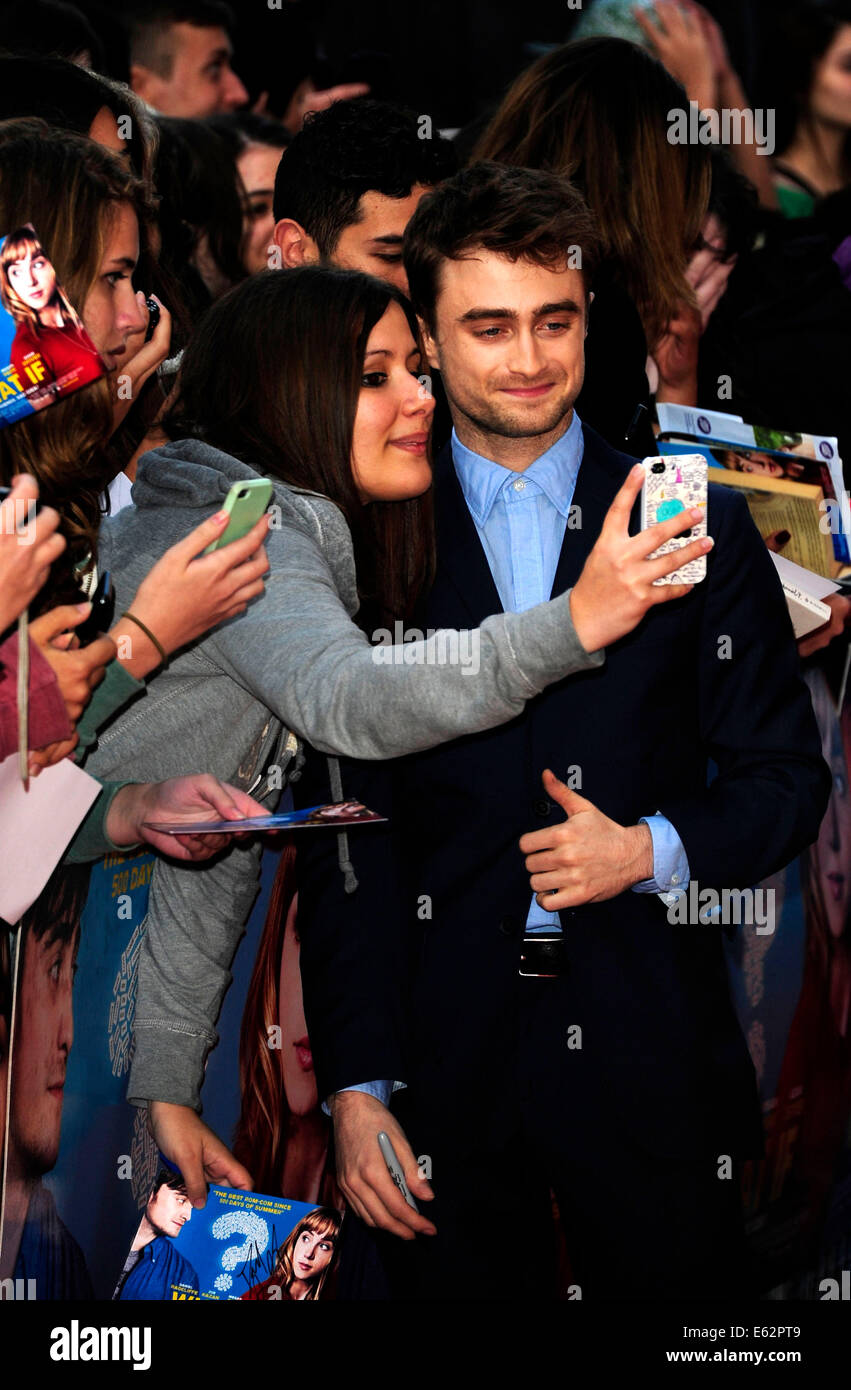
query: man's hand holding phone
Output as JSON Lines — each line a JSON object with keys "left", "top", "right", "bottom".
{"left": 329, "top": 1090, "right": 436, "bottom": 1241}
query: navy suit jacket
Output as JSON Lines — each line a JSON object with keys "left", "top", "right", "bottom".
{"left": 295, "top": 425, "right": 830, "bottom": 1161}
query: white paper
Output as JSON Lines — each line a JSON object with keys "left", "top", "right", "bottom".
{"left": 770, "top": 550, "right": 840, "bottom": 601}
{"left": 0, "top": 755, "right": 101, "bottom": 924}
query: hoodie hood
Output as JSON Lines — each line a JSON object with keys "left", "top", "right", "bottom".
{"left": 132, "top": 438, "right": 263, "bottom": 511}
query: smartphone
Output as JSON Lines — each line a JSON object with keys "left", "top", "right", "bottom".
{"left": 640, "top": 454, "right": 708, "bottom": 585}
{"left": 144, "top": 295, "right": 160, "bottom": 343}
{"left": 203, "top": 478, "right": 273, "bottom": 554}
{"left": 76, "top": 570, "right": 114, "bottom": 644}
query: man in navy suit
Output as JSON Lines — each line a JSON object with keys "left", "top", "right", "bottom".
{"left": 295, "top": 163, "right": 830, "bottom": 1300}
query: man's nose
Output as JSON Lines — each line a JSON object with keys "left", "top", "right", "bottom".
{"left": 507, "top": 329, "right": 545, "bottom": 376}
{"left": 222, "top": 68, "right": 249, "bottom": 111}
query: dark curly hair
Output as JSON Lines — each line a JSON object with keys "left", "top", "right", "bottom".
{"left": 272, "top": 98, "right": 457, "bottom": 257}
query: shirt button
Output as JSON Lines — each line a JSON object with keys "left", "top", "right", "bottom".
{"left": 513, "top": 479, "right": 526, "bottom": 491}
{"left": 671, "top": 874, "right": 680, "bottom": 885}
{"left": 533, "top": 798, "right": 551, "bottom": 817}
{"left": 499, "top": 915, "right": 520, "bottom": 937}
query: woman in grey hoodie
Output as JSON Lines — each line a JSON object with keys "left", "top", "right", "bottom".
{"left": 84, "top": 268, "right": 708, "bottom": 1180}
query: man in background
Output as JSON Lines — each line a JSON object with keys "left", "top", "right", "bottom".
{"left": 272, "top": 99, "right": 456, "bottom": 296}
{"left": 125, "top": 0, "right": 248, "bottom": 117}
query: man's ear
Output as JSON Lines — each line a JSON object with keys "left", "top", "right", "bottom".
{"left": 272, "top": 219, "right": 320, "bottom": 269}
{"left": 129, "top": 63, "right": 162, "bottom": 108}
{"left": 584, "top": 289, "right": 594, "bottom": 337}
{"left": 418, "top": 315, "right": 441, "bottom": 371}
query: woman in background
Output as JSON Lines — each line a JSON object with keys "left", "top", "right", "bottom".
{"left": 473, "top": 37, "right": 715, "bottom": 433}
{"left": 770, "top": 1, "right": 851, "bottom": 219}
{"left": 208, "top": 112, "right": 289, "bottom": 275}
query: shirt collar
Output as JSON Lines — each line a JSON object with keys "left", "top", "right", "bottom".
{"left": 451, "top": 411, "right": 583, "bottom": 525}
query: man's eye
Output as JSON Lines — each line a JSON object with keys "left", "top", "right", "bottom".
{"left": 373, "top": 253, "right": 403, "bottom": 265}
{"left": 474, "top": 326, "right": 504, "bottom": 338}
{"left": 361, "top": 372, "right": 387, "bottom": 387}
{"left": 105, "top": 272, "right": 126, "bottom": 287}
{"left": 541, "top": 320, "right": 569, "bottom": 332}
{"left": 247, "top": 200, "right": 270, "bottom": 220}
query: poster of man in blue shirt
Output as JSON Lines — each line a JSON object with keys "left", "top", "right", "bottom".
{"left": 114, "top": 1169, "right": 200, "bottom": 1301}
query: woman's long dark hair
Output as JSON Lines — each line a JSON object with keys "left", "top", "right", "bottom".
{"left": 164, "top": 266, "right": 435, "bottom": 628}
{"left": 766, "top": 1, "right": 851, "bottom": 177}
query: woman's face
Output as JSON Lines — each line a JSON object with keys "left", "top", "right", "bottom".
{"left": 350, "top": 301, "right": 435, "bottom": 504}
{"left": 7, "top": 249, "right": 57, "bottom": 313}
{"left": 238, "top": 143, "right": 283, "bottom": 275}
{"left": 809, "top": 24, "right": 851, "bottom": 131}
{"left": 81, "top": 201, "right": 147, "bottom": 370}
{"left": 291, "top": 1226, "right": 335, "bottom": 1282}
{"left": 278, "top": 892, "right": 318, "bottom": 1117}
{"left": 738, "top": 452, "right": 783, "bottom": 477}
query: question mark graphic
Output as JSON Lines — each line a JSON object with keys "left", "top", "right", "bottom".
{"left": 211, "top": 1210, "right": 270, "bottom": 1292}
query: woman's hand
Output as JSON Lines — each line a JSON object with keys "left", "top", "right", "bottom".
{"left": 147, "top": 1101, "right": 254, "bottom": 1210}
{"left": 633, "top": 0, "right": 718, "bottom": 111}
{"left": 106, "top": 775, "right": 268, "bottom": 860}
{"left": 569, "top": 464, "right": 712, "bottom": 653}
{"left": 110, "top": 293, "right": 172, "bottom": 434}
{"left": 27, "top": 734, "right": 79, "bottom": 778}
{"left": 797, "top": 594, "right": 851, "bottom": 659}
{"left": 652, "top": 300, "right": 702, "bottom": 404}
{"left": 110, "top": 509, "right": 271, "bottom": 678}
{"left": 29, "top": 603, "right": 116, "bottom": 721}
{"left": 0, "top": 475, "right": 65, "bottom": 631}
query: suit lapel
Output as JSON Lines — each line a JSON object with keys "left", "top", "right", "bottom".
{"left": 549, "top": 425, "right": 638, "bottom": 598}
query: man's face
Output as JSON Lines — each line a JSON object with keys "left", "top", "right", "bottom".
{"left": 10, "top": 925, "right": 78, "bottom": 1177}
{"left": 422, "top": 250, "right": 588, "bottom": 446}
{"left": 332, "top": 185, "right": 432, "bottom": 294}
{"left": 134, "top": 22, "right": 248, "bottom": 117}
{"left": 147, "top": 1183, "right": 192, "bottom": 1238}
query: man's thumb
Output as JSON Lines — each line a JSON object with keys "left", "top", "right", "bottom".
{"left": 542, "top": 767, "right": 591, "bottom": 816}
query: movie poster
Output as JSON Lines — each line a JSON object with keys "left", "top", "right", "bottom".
{"left": 0, "top": 224, "right": 104, "bottom": 427}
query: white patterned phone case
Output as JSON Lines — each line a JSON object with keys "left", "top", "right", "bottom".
{"left": 640, "top": 454, "right": 708, "bottom": 584}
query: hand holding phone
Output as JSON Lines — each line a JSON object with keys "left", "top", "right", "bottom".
{"left": 640, "top": 454, "right": 709, "bottom": 584}
{"left": 203, "top": 478, "right": 274, "bottom": 554}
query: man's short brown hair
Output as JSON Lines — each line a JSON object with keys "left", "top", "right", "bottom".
{"left": 403, "top": 161, "right": 600, "bottom": 331}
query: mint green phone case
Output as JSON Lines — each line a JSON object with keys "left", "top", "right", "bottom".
{"left": 203, "top": 478, "right": 273, "bottom": 553}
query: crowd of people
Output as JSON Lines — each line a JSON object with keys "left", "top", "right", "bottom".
{"left": 1, "top": 0, "right": 850, "bottom": 1303}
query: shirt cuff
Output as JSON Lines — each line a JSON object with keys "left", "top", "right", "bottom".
{"left": 632, "top": 813, "right": 689, "bottom": 899}
{"left": 322, "top": 1079, "right": 405, "bottom": 1117}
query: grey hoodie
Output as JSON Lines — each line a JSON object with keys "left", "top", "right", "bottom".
{"left": 86, "top": 438, "right": 603, "bottom": 1109}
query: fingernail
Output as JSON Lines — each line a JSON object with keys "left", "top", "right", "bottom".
{"left": 213, "top": 510, "right": 229, "bottom": 523}
{"left": 702, "top": 536, "right": 715, "bottom": 550}
{"left": 776, "top": 530, "right": 790, "bottom": 547}
{"left": 690, "top": 507, "right": 703, "bottom": 520}
{"left": 76, "top": 601, "right": 92, "bottom": 612}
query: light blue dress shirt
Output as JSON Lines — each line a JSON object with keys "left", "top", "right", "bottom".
{"left": 451, "top": 415, "right": 689, "bottom": 931}
{"left": 337, "top": 414, "right": 688, "bottom": 1106}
